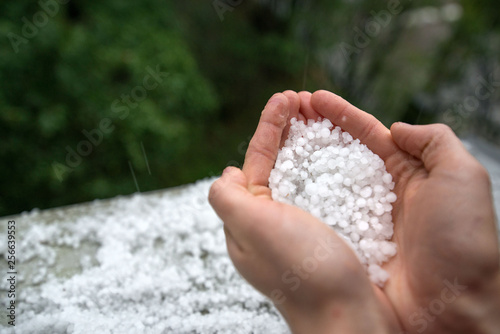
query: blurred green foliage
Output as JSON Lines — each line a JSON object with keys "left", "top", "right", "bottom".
{"left": 1, "top": 0, "right": 499, "bottom": 216}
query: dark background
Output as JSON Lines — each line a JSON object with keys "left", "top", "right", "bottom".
{"left": 1, "top": 0, "right": 499, "bottom": 217}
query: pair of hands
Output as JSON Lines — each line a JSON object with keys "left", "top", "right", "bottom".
{"left": 209, "top": 90, "right": 500, "bottom": 333}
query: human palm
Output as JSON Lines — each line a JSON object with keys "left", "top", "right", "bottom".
{"left": 382, "top": 123, "right": 499, "bottom": 333}
{"left": 209, "top": 90, "right": 500, "bottom": 334}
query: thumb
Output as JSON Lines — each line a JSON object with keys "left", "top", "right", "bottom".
{"left": 390, "top": 122, "right": 471, "bottom": 173}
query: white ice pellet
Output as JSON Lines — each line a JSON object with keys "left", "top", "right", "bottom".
{"left": 386, "top": 192, "right": 397, "bottom": 203}
{"left": 374, "top": 184, "right": 385, "bottom": 193}
{"left": 343, "top": 177, "right": 352, "bottom": 186}
{"left": 374, "top": 203, "right": 385, "bottom": 216}
{"left": 279, "top": 184, "right": 289, "bottom": 197}
{"left": 281, "top": 160, "right": 294, "bottom": 171}
{"left": 359, "top": 186, "right": 373, "bottom": 198}
{"left": 305, "top": 183, "right": 318, "bottom": 196}
{"left": 338, "top": 220, "right": 349, "bottom": 228}
{"left": 339, "top": 147, "right": 350, "bottom": 157}
{"left": 342, "top": 132, "right": 353, "bottom": 143}
{"left": 356, "top": 198, "right": 367, "bottom": 208}
{"left": 269, "top": 118, "right": 397, "bottom": 286}
{"left": 333, "top": 173, "right": 344, "bottom": 183}
{"left": 357, "top": 220, "right": 369, "bottom": 231}
{"left": 320, "top": 127, "right": 331, "bottom": 138}
{"left": 382, "top": 173, "right": 393, "bottom": 184}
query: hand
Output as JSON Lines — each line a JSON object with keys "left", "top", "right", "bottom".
{"left": 209, "top": 90, "right": 500, "bottom": 334}
{"left": 209, "top": 91, "right": 399, "bottom": 333}
{"left": 308, "top": 90, "right": 500, "bottom": 334}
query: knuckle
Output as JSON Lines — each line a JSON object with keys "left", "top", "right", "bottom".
{"left": 454, "top": 154, "right": 492, "bottom": 188}
{"left": 359, "top": 117, "right": 378, "bottom": 140}
{"left": 245, "top": 142, "right": 276, "bottom": 165}
{"left": 429, "top": 123, "right": 455, "bottom": 141}
{"left": 469, "top": 161, "right": 491, "bottom": 182}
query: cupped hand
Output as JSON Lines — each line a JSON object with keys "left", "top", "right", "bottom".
{"left": 209, "top": 91, "right": 399, "bottom": 333}
{"left": 209, "top": 90, "right": 500, "bottom": 334}
{"left": 307, "top": 91, "right": 500, "bottom": 333}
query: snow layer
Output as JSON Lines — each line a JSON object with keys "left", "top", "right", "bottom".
{"left": 269, "top": 118, "right": 397, "bottom": 286}
{"left": 0, "top": 180, "right": 288, "bottom": 334}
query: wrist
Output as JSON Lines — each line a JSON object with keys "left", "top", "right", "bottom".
{"left": 278, "top": 297, "right": 396, "bottom": 334}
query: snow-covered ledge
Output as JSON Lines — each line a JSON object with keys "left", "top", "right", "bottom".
{"left": 1, "top": 138, "right": 499, "bottom": 333}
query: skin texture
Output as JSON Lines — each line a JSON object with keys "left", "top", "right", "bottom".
{"left": 208, "top": 90, "right": 500, "bottom": 334}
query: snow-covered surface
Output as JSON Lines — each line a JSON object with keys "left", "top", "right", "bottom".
{"left": 0, "top": 180, "right": 288, "bottom": 334}
{"left": 0, "top": 137, "right": 498, "bottom": 334}
{"left": 269, "top": 118, "right": 397, "bottom": 286}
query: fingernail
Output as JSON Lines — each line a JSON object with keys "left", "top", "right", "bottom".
{"left": 222, "top": 167, "right": 232, "bottom": 175}
{"left": 267, "top": 94, "right": 286, "bottom": 107}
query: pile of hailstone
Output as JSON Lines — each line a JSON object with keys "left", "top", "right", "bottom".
{"left": 269, "top": 118, "right": 397, "bottom": 286}
{"left": 0, "top": 179, "right": 288, "bottom": 334}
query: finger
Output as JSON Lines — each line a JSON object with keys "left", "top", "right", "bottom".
{"left": 281, "top": 90, "right": 301, "bottom": 146}
{"left": 243, "top": 93, "right": 290, "bottom": 189}
{"left": 390, "top": 122, "right": 480, "bottom": 173}
{"left": 209, "top": 166, "right": 284, "bottom": 251}
{"left": 298, "top": 91, "right": 322, "bottom": 121}
{"left": 310, "top": 90, "right": 399, "bottom": 161}
{"left": 209, "top": 166, "right": 250, "bottom": 220}
{"left": 209, "top": 167, "right": 255, "bottom": 250}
